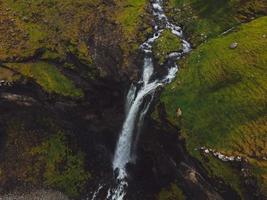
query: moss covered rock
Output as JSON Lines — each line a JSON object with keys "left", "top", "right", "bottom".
{"left": 153, "top": 29, "right": 182, "bottom": 65}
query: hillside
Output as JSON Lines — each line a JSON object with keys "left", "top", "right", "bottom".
{"left": 160, "top": 16, "right": 267, "bottom": 198}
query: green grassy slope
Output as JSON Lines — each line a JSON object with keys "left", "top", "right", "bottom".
{"left": 160, "top": 16, "right": 267, "bottom": 195}
{"left": 0, "top": 0, "right": 96, "bottom": 62}
{"left": 165, "top": 0, "right": 267, "bottom": 46}
{"left": 0, "top": 0, "right": 150, "bottom": 97}
{"left": 0, "top": 0, "right": 99, "bottom": 97}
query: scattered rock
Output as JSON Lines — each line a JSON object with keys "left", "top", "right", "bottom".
{"left": 22, "top": 16, "right": 29, "bottom": 22}
{"left": 229, "top": 42, "right": 238, "bottom": 49}
{"left": 199, "top": 146, "right": 244, "bottom": 162}
{"left": 0, "top": 93, "right": 37, "bottom": 106}
{"left": 0, "top": 190, "right": 69, "bottom": 200}
{"left": 188, "top": 170, "right": 198, "bottom": 183}
{"left": 0, "top": 80, "right": 12, "bottom": 87}
{"left": 204, "top": 149, "right": 209, "bottom": 154}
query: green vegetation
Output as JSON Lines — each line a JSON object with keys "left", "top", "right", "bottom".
{"left": 6, "top": 62, "right": 83, "bottom": 97}
{"left": 0, "top": 0, "right": 97, "bottom": 97}
{"left": 0, "top": 117, "right": 90, "bottom": 198}
{"left": 30, "top": 133, "right": 90, "bottom": 198}
{"left": 115, "top": 0, "right": 148, "bottom": 36}
{"left": 158, "top": 183, "right": 185, "bottom": 200}
{"left": 165, "top": 0, "right": 267, "bottom": 46}
{"left": 0, "top": 0, "right": 150, "bottom": 91}
{"left": 0, "top": 0, "right": 95, "bottom": 62}
{"left": 161, "top": 16, "right": 267, "bottom": 193}
{"left": 114, "top": 0, "right": 152, "bottom": 65}
{"left": 153, "top": 29, "right": 182, "bottom": 64}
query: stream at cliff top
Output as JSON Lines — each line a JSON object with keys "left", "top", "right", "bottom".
{"left": 91, "top": 0, "right": 191, "bottom": 199}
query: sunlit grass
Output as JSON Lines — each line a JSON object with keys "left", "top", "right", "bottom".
{"left": 7, "top": 62, "right": 83, "bottom": 98}
{"left": 161, "top": 16, "right": 267, "bottom": 192}
{"left": 166, "top": 0, "right": 267, "bottom": 45}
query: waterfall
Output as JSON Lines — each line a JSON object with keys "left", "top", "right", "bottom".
{"left": 92, "top": 0, "right": 191, "bottom": 199}
{"left": 125, "top": 84, "right": 137, "bottom": 113}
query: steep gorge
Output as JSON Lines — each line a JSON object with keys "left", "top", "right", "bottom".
{"left": 0, "top": 0, "right": 266, "bottom": 200}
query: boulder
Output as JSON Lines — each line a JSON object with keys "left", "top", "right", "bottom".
{"left": 229, "top": 42, "right": 238, "bottom": 49}
{"left": 176, "top": 107, "right": 182, "bottom": 117}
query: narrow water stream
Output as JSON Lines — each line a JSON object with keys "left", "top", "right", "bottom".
{"left": 92, "top": 0, "right": 191, "bottom": 199}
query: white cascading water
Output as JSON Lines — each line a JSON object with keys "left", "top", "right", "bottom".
{"left": 92, "top": 0, "right": 191, "bottom": 199}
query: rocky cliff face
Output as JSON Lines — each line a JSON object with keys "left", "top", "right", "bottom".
{"left": 0, "top": 0, "right": 152, "bottom": 198}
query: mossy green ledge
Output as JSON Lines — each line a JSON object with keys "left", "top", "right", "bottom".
{"left": 6, "top": 62, "right": 83, "bottom": 98}
{"left": 153, "top": 29, "right": 182, "bottom": 65}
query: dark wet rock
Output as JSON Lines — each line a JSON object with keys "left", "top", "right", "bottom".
{"left": 0, "top": 92, "right": 38, "bottom": 106}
